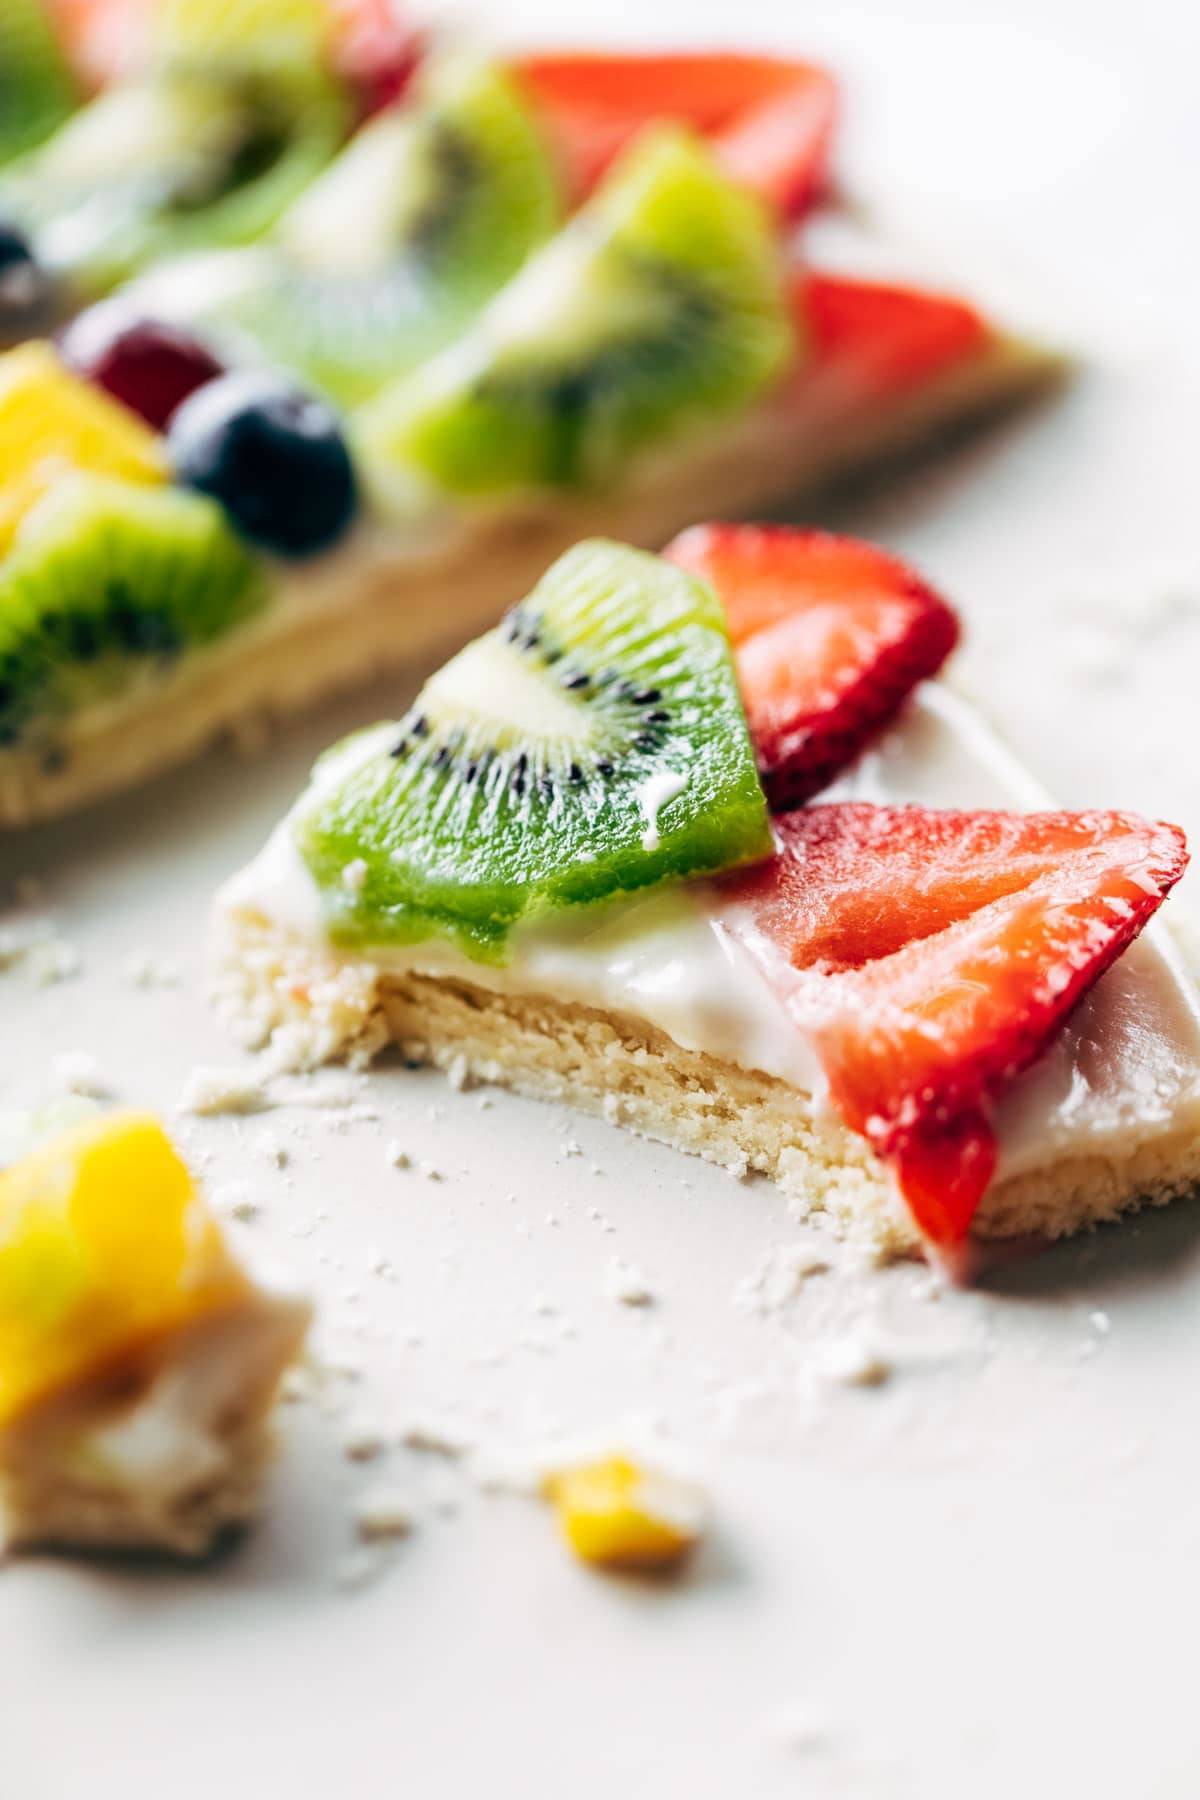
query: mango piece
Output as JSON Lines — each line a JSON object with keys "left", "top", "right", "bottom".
{"left": 0, "top": 344, "right": 167, "bottom": 556}
{"left": 0, "top": 1111, "right": 248, "bottom": 1426}
{"left": 544, "top": 1453, "right": 705, "bottom": 1572}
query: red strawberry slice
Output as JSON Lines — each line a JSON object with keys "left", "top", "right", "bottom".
{"left": 667, "top": 524, "right": 959, "bottom": 809}
{"left": 719, "top": 804, "right": 1189, "bottom": 1244}
{"left": 512, "top": 53, "right": 837, "bottom": 216}
{"left": 796, "top": 272, "right": 992, "bottom": 401}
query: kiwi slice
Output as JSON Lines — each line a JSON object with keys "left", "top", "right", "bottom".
{"left": 0, "top": 475, "right": 268, "bottom": 749}
{"left": 162, "top": 57, "right": 561, "bottom": 408}
{"left": 0, "top": 69, "right": 346, "bottom": 299}
{"left": 357, "top": 127, "right": 792, "bottom": 510}
{"left": 0, "top": 0, "right": 77, "bottom": 170}
{"left": 153, "top": 0, "right": 330, "bottom": 85}
{"left": 296, "top": 539, "right": 770, "bottom": 961}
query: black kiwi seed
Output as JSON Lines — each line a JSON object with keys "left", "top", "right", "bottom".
{"left": 562, "top": 670, "right": 589, "bottom": 691}
{"left": 645, "top": 710, "right": 669, "bottom": 724}
{"left": 633, "top": 687, "right": 661, "bottom": 704}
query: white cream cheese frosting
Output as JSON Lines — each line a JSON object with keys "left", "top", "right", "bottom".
{"left": 219, "top": 683, "right": 1200, "bottom": 1180}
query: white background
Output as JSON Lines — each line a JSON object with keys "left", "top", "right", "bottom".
{"left": 4, "top": 1, "right": 1200, "bottom": 1794}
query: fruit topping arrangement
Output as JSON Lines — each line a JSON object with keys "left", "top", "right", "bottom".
{"left": 283, "top": 522, "right": 1188, "bottom": 1250}
{"left": 357, "top": 125, "right": 791, "bottom": 507}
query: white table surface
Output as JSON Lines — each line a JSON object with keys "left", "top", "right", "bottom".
{"left": 4, "top": 1, "right": 1200, "bottom": 1794}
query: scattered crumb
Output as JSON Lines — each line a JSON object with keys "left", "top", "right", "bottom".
{"left": 734, "top": 1244, "right": 830, "bottom": 1316}
{"left": 447, "top": 1053, "right": 470, "bottom": 1091}
{"left": 51, "top": 1050, "right": 110, "bottom": 1098}
{"left": 123, "top": 951, "right": 181, "bottom": 989}
{"left": 214, "top": 1181, "right": 260, "bottom": 1223}
{"left": 400, "top": 1418, "right": 472, "bottom": 1458}
{"left": 385, "top": 1140, "right": 410, "bottom": 1169}
{"left": 342, "top": 1421, "right": 387, "bottom": 1463}
{"left": 560, "top": 1140, "right": 583, "bottom": 1159}
{"left": 179, "top": 1065, "right": 269, "bottom": 1116}
{"left": 1090, "top": 1310, "right": 1111, "bottom": 1335}
{"left": 816, "top": 1336, "right": 891, "bottom": 1388}
{"left": 253, "top": 1129, "right": 288, "bottom": 1168}
{"left": 419, "top": 1160, "right": 443, "bottom": 1181}
{"left": 604, "top": 1257, "right": 655, "bottom": 1307}
{"left": 30, "top": 938, "right": 81, "bottom": 985}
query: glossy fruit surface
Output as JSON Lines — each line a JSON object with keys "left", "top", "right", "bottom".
{"left": 720, "top": 804, "right": 1188, "bottom": 1244}
{"left": 61, "top": 301, "right": 224, "bottom": 428}
{"left": 0, "top": 341, "right": 166, "bottom": 552}
{"left": 668, "top": 523, "right": 959, "bottom": 807}
{"left": 169, "top": 370, "right": 357, "bottom": 555}
{"left": 297, "top": 539, "right": 770, "bottom": 959}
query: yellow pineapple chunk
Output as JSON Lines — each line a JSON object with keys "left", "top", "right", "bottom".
{"left": 0, "top": 1111, "right": 309, "bottom": 1555}
{"left": 0, "top": 343, "right": 167, "bottom": 556}
{"left": 0, "top": 1111, "right": 246, "bottom": 1428}
{"left": 543, "top": 1453, "right": 706, "bottom": 1573}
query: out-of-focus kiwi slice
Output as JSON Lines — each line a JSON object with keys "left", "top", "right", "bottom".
{"left": 136, "top": 57, "right": 562, "bottom": 407}
{"left": 0, "top": 52, "right": 346, "bottom": 300}
{"left": 0, "top": 0, "right": 77, "bottom": 170}
{"left": 357, "top": 126, "right": 792, "bottom": 511}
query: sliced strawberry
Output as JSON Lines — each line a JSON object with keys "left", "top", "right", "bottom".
{"left": 720, "top": 804, "right": 1189, "bottom": 1244}
{"left": 667, "top": 524, "right": 959, "bottom": 809}
{"left": 796, "top": 271, "right": 992, "bottom": 401}
{"left": 513, "top": 53, "right": 837, "bottom": 216}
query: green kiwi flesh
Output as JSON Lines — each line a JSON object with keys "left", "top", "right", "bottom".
{"left": 356, "top": 126, "right": 792, "bottom": 510}
{"left": 0, "top": 71, "right": 346, "bottom": 299}
{"left": 0, "top": 475, "right": 268, "bottom": 750}
{"left": 0, "top": 0, "right": 77, "bottom": 170}
{"left": 177, "top": 57, "right": 561, "bottom": 407}
{"left": 296, "top": 539, "right": 771, "bottom": 961}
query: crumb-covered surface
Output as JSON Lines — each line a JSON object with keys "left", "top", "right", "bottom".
{"left": 3, "top": 1, "right": 1200, "bottom": 1796}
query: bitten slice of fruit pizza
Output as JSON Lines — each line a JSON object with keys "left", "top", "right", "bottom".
{"left": 215, "top": 526, "right": 1200, "bottom": 1265}
{"left": 0, "top": 6, "right": 1058, "bottom": 828}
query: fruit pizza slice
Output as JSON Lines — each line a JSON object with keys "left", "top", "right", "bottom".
{"left": 0, "top": 22, "right": 1058, "bottom": 827}
{"left": 215, "top": 527, "right": 1200, "bottom": 1267}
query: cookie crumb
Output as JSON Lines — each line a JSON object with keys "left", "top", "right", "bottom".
{"left": 180, "top": 1066, "right": 268, "bottom": 1117}
{"left": 605, "top": 1258, "right": 655, "bottom": 1307}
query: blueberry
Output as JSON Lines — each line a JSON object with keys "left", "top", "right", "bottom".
{"left": 168, "top": 373, "right": 358, "bottom": 557}
{"left": 0, "top": 221, "right": 51, "bottom": 333}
